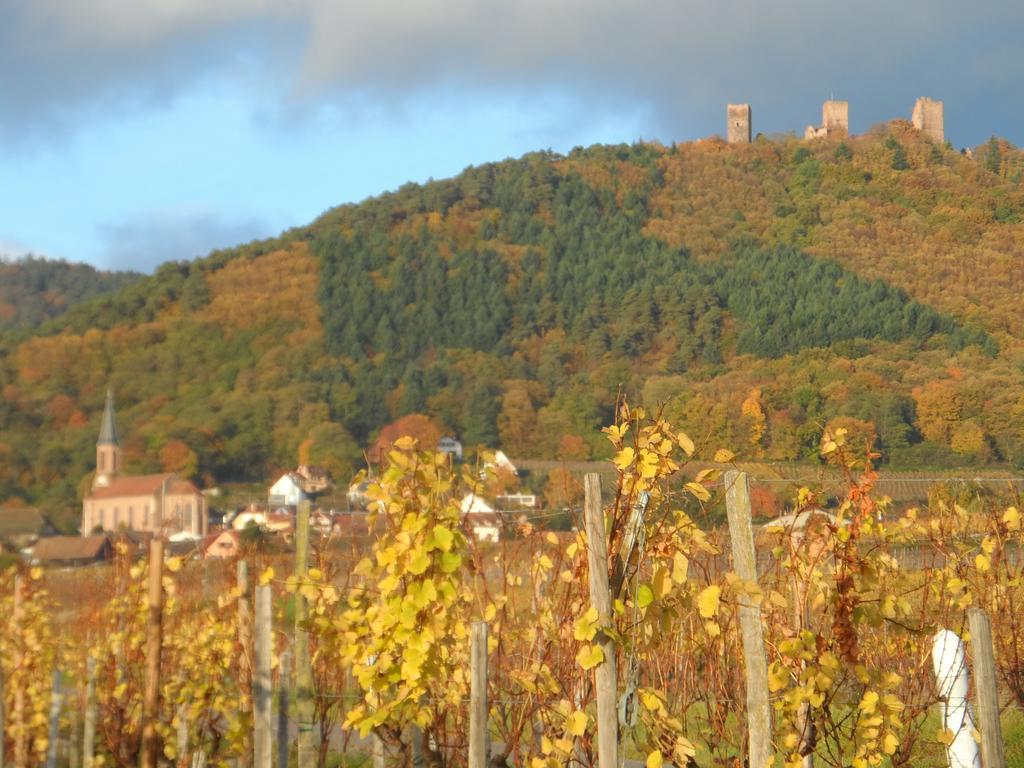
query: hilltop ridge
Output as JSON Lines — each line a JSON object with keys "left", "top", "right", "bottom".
{"left": 2, "top": 125, "right": 1024, "bottom": 519}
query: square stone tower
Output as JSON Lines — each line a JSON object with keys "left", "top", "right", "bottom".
{"left": 912, "top": 97, "right": 944, "bottom": 143}
{"left": 727, "top": 104, "right": 751, "bottom": 144}
{"left": 822, "top": 100, "right": 849, "bottom": 135}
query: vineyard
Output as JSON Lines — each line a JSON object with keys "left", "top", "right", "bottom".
{"left": 4, "top": 408, "right": 1024, "bottom": 768}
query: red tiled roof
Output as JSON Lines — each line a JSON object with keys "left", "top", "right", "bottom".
{"left": 202, "top": 529, "right": 240, "bottom": 552}
{"left": 86, "top": 473, "right": 200, "bottom": 500}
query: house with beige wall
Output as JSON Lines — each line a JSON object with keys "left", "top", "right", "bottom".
{"left": 81, "top": 391, "right": 206, "bottom": 538}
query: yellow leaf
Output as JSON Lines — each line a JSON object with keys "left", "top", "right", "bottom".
{"left": 713, "top": 448, "right": 735, "bottom": 463}
{"left": 671, "top": 553, "right": 689, "bottom": 584}
{"left": 859, "top": 690, "right": 879, "bottom": 714}
{"left": 1003, "top": 506, "right": 1020, "bottom": 531}
{"left": 975, "top": 553, "right": 991, "bottom": 572}
{"left": 259, "top": 566, "right": 275, "bottom": 586}
{"left": 636, "top": 584, "right": 655, "bottom": 609}
{"left": 613, "top": 447, "right": 636, "bottom": 470}
{"left": 576, "top": 643, "right": 604, "bottom": 670}
{"left": 573, "top": 607, "right": 599, "bottom": 641}
{"left": 769, "top": 661, "right": 792, "bottom": 694}
{"left": 646, "top": 751, "right": 663, "bottom": 768}
{"left": 439, "top": 551, "right": 461, "bottom": 573}
{"left": 685, "top": 482, "right": 711, "bottom": 502}
{"left": 882, "top": 732, "right": 899, "bottom": 755}
{"left": 165, "top": 557, "right": 182, "bottom": 573}
{"left": 696, "top": 585, "right": 720, "bottom": 618}
{"left": 677, "top": 432, "right": 695, "bottom": 457}
{"left": 638, "top": 688, "right": 665, "bottom": 714}
{"left": 565, "top": 710, "right": 587, "bottom": 737}
{"left": 429, "top": 525, "right": 454, "bottom": 552}
{"left": 393, "top": 436, "right": 417, "bottom": 450}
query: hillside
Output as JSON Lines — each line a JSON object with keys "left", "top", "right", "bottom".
{"left": 2, "top": 124, "right": 1024, "bottom": 515}
{"left": 0, "top": 256, "right": 141, "bottom": 331}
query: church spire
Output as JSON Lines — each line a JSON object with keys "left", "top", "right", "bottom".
{"left": 94, "top": 389, "right": 121, "bottom": 488}
{"left": 97, "top": 389, "right": 119, "bottom": 446}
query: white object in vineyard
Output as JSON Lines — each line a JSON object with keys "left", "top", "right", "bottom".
{"left": 932, "top": 629, "right": 981, "bottom": 768}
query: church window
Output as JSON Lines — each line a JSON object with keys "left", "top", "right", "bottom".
{"left": 98, "top": 452, "right": 105, "bottom": 471}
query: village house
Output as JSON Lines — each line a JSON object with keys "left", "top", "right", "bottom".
{"left": 80, "top": 391, "right": 207, "bottom": 538}
{"left": 0, "top": 507, "right": 57, "bottom": 553}
{"left": 295, "top": 465, "right": 334, "bottom": 495}
{"left": 202, "top": 529, "right": 241, "bottom": 559}
{"left": 460, "top": 493, "right": 503, "bottom": 543}
{"left": 269, "top": 472, "right": 307, "bottom": 506}
{"left": 438, "top": 436, "right": 463, "bottom": 462}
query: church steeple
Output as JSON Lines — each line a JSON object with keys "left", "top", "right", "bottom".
{"left": 94, "top": 389, "right": 121, "bottom": 488}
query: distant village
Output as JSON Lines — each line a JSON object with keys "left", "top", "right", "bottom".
{"left": 1, "top": 391, "right": 537, "bottom": 568}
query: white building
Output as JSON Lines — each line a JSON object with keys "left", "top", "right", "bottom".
{"left": 460, "top": 493, "right": 502, "bottom": 543}
{"left": 491, "top": 451, "right": 518, "bottom": 475}
{"left": 438, "top": 437, "right": 463, "bottom": 462}
{"left": 269, "top": 473, "right": 307, "bottom": 506}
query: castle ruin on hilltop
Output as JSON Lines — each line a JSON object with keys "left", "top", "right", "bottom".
{"left": 804, "top": 100, "right": 849, "bottom": 139}
{"left": 725, "top": 97, "right": 945, "bottom": 144}
{"left": 727, "top": 104, "right": 752, "bottom": 144}
{"left": 912, "top": 97, "right": 944, "bottom": 143}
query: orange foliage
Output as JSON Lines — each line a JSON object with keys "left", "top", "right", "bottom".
{"left": 557, "top": 434, "right": 589, "bottom": 461}
{"left": 543, "top": 467, "right": 582, "bottom": 510}
{"left": 370, "top": 414, "right": 447, "bottom": 464}
{"left": 159, "top": 439, "right": 198, "bottom": 478}
{"left": 201, "top": 244, "right": 322, "bottom": 333}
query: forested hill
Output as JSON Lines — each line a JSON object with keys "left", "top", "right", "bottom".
{"left": 0, "top": 256, "right": 140, "bottom": 331}
{"left": 3, "top": 123, "right": 1024, "bottom": 519}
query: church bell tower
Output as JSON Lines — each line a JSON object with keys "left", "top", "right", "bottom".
{"left": 94, "top": 389, "right": 121, "bottom": 488}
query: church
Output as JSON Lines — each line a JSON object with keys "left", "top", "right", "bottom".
{"left": 81, "top": 391, "right": 207, "bottom": 538}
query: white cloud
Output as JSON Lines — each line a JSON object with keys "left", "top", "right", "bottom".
{"left": 0, "top": 236, "right": 39, "bottom": 259}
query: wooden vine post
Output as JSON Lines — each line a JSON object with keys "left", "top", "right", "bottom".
{"left": 12, "top": 575, "right": 26, "bottom": 768}
{"left": 724, "top": 471, "right": 772, "bottom": 768}
{"left": 469, "top": 621, "right": 489, "bottom": 768}
{"left": 238, "top": 560, "right": 254, "bottom": 767}
{"left": 254, "top": 583, "right": 273, "bottom": 768}
{"left": 83, "top": 657, "right": 96, "bottom": 768}
{"left": 140, "top": 538, "right": 165, "bottom": 768}
{"left": 45, "top": 669, "right": 61, "bottom": 768}
{"left": 277, "top": 650, "right": 291, "bottom": 768}
{"left": 295, "top": 501, "right": 315, "bottom": 768}
{"left": 968, "top": 607, "right": 1006, "bottom": 768}
{"left": 0, "top": 602, "right": 4, "bottom": 768}
{"left": 583, "top": 473, "right": 617, "bottom": 768}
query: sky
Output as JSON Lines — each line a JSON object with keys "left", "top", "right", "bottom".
{"left": 2, "top": 0, "right": 1023, "bottom": 273}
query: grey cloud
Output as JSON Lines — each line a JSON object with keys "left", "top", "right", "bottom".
{"left": 96, "top": 208, "right": 272, "bottom": 273}
{"left": 3, "top": 0, "right": 1024, "bottom": 147}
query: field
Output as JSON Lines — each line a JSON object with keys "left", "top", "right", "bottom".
{"left": 5, "top": 415, "right": 1024, "bottom": 768}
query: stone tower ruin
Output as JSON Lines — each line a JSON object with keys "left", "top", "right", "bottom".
{"left": 912, "top": 97, "right": 944, "bottom": 143}
{"left": 805, "top": 99, "right": 849, "bottom": 139}
{"left": 727, "top": 104, "right": 751, "bottom": 144}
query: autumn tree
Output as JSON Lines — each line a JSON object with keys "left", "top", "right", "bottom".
{"left": 369, "top": 414, "right": 447, "bottom": 465}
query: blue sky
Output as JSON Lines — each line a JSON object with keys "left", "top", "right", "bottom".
{"left": 2, "top": 0, "right": 1022, "bottom": 272}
